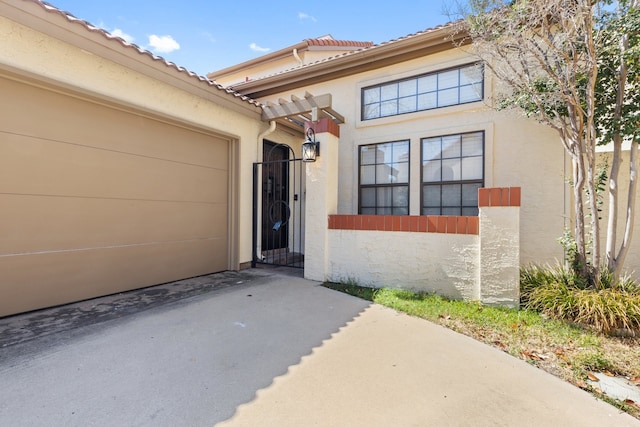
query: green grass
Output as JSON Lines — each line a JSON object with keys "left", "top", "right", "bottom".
{"left": 323, "top": 281, "right": 640, "bottom": 419}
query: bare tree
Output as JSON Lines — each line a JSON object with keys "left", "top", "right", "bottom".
{"left": 451, "top": 0, "right": 640, "bottom": 283}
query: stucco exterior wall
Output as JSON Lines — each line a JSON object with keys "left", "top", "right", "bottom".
{"left": 327, "top": 230, "right": 480, "bottom": 300}
{"left": 257, "top": 48, "right": 567, "bottom": 269}
{"left": 0, "top": 11, "right": 264, "bottom": 268}
{"left": 479, "top": 206, "right": 520, "bottom": 306}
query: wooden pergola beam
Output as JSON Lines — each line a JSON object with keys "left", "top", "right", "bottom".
{"left": 261, "top": 93, "right": 343, "bottom": 123}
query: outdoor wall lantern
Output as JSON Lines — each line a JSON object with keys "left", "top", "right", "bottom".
{"left": 301, "top": 128, "right": 319, "bottom": 162}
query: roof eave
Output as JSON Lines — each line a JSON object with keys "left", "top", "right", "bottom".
{"left": 231, "top": 27, "right": 469, "bottom": 99}
{"left": 207, "top": 40, "right": 309, "bottom": 80}
{"left": 3, "top": 0, "right": 262, "bottom": 118}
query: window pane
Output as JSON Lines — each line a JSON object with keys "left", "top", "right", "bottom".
{"left": 360, "top": 165, "right": 376, "bottom": 185}
{"left": 392, "top": 186, "right": 409, "bottom": 207}
{"left": 380, "top": 100, "right": 397, "bottom": 117}
{"left": 422, "top": 138, "right": 441, "bottom": 161}
{"left": 398, "top": 80, "right": 416, "bottom": 97}
{"left": 418, "top": 74, "right": 437, "bottom": 93}
{"left": 361, "top": 207, "right": 376, "bottom": 215}
{"left": 423, "top": 160, "right": 441, "bottom": 182}
{"left": 361, "top": 187, "right": 376, "bottom": 207}
{"left": 377, "top": 187, "right": 392, "bottom": 206}
{"left": 360, "top": 146, "right": 377, "bottom": 165}
{"left": 376, "top": 164, "right": 393, "bottom": 184}
{"left": 377, "top": 143, "right": 392, "bottom": 161}
{"left": 460, "top": 65, "right": 482, "bottom": 85}
{"left": 392, "top": 141, "right": 410, "bottom": 163}
{"left": 424, "top": 207, "right": 440, "bottom": 215}
{"left": 461, "top": 133, "right": 483, "bottom": 156}
{"left": 394, "top": 162, "right": 409, "bottom": 183}
{"left": 462, "top": 183, "right": 482, "bottom": 206}
{"left": 442, "top": 184, "right": 461, "bottom": 206}
{"left": 417, "top": 92, "right": 437, "bottom": 110}
{"left": 438, "top": 88, "right": 459, "bottom": 107}
{"left": 363, "top": 87, "right": 380, "bottom": 104}
{"left": 423, "top": 185, "right": 441, "bottom": 207}
{"left": 390, "top": 164, "right": 402, "bottom": 182}
{"left": 438, "top": 69, "right": 459, "bottom": 89}
{"left": 441, "top": 135, "right": 461, "bottom": 158}
{"left": 442, "top": 207, "right": 461, "bottom": 216}
{"left": 363, "top": 104, "right": 379, "bottom": 120}
{"left": 378, "top": 207, "right": 392, "bottom": 215}
{"left": 460, "top": 85, "right": 482, "bottom": 103}
{"left": 462, "top": 207, "right": 479, "bottom": 216}
{"left": 380, "top": 83, "right": 397, "bottom": 101}
{"left": 442, "top": 158, "right": 461, "bottom": 181}
{"left": 461, "top": 156, "right": 483, "bottom": 180}
{"left": 392, "top": 207, "right": 409, "bottom": 215}
{"left": 398, "top": 96, "right": 416, "bottom": 114}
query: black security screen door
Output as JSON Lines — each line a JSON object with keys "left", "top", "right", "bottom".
{"left": 252, "top": 141, "right": 304, "bottom": 268}
{"left": 262, "top": 141, "right": 289, "bottom": 250}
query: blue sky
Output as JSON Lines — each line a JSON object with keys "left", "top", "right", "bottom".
{"left": 48, "top": 1, "right": 452, "bottom": 76}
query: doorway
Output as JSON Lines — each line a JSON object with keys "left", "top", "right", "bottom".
{"left": 252, "top": 141, "right": 304, "bottom": 268}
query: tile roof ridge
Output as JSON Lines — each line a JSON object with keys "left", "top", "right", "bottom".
{"left": 304, "top": 38, "right": 374, "bottom": 48}
{"left": 233, "top": 22, "right": 458, "bottom": 88}
{"left": 31, "top": 0, "right": 260, "bottom": 107}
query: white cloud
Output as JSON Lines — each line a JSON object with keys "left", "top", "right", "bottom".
{"left": 249, "top": 43, "right": 271, "bottom": 53}
{"left": 111, "top": 28, "right": 134, "bottom": 43}
{"left": 148, "top": 35, "right": 180, "bottom": 53}
{"left": 298, "top": 12, "right": 317, "bottom": 22}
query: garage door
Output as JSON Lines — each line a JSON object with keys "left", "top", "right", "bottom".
{"left": 0, "top": 76, "right": 229, "bottom": 317}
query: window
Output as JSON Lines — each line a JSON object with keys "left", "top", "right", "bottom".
{"left": 362, "top": 63, "right": 484, "bottom": 120}
{"left": 422, "top": 131, "right": 484, "bottom": 216}
{"left": 359, "top": 140, "right": 410, "bottom": 215}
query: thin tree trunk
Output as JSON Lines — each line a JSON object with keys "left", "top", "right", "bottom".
{"left": 613, "top": 140, "right": 638, "bottom": 281}
{"left": 586, "top": 154, "right": 600, "bottom": 278}
{"left": 607, "top": 136, "right": 622, "bottom": 270}
{"left": 573, "top": 154, "right": 588, "bottom": 275}
{"left": 607, "top": 13, "right": 630, "bottom": 281}
{"left": 584, "top": 3, "right": 600, "bottom": 279}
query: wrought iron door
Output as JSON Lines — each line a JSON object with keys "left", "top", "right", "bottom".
{"left": 252, "top": 142, "right": 304, "bottom": 268}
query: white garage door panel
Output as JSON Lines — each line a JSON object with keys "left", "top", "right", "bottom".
{"left": 0, "top": 239, "right": 227, "bottom": 317}
{"left": 0, "top": 194, "right": 227, "bottom": 254}
{"left": 0, "top": 76, "right": 230, "bottom": 317}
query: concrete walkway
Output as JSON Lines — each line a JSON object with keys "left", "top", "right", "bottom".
{"left": 0, "top": 269, "right": 638, "bottom": 426}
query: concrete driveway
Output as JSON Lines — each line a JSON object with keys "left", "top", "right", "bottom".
{"left": 0, "top": 268, "right": 638, "bottom": 426}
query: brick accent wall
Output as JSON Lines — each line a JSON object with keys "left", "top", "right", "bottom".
{"left": 328, "top": 214, "right": 479, "bottom": 235}
{"left": 478, "top": 187, "right": 521, "bottom": 207}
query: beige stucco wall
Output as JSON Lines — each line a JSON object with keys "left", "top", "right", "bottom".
{"left": 256, "top": 47, "right": 567, "bottom": 269}
{"left": 479, "top": 206, "right": 520, "bottom": 307}
{"left": 327, "top": 229, "right": 480, "bottom": 299}
{"left": 0, "top": 10, "right": 266, "bottom": 268}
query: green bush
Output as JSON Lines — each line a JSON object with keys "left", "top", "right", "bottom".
{"left": 520, "top": 265, "right": 640, "bottom": 333}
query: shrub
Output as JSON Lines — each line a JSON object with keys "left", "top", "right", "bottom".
{"left": 521, "top": 265, "right": 640, "bottom": 333}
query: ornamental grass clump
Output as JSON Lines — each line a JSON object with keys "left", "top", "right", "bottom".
{"left": 521, "top": 265, "right": 640, "bottom": 334}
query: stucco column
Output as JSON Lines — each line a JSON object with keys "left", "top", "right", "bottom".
{"left": 479, "top": 187, "right": 521, "bottom": 307}
{"left": 304, "top": 119, "right": 340, "bottom": 282}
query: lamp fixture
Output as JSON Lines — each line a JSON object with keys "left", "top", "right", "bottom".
{"left": 301, "top": 127, "right": 319, "bottom": 162}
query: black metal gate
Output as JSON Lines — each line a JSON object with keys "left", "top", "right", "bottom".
{"left": 252, "top": 144, "right": 305, "bottom": 268}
